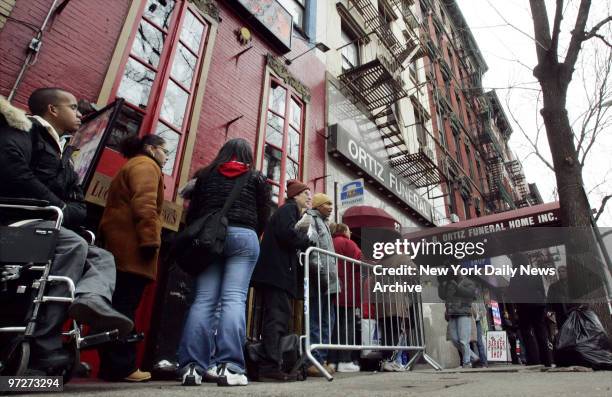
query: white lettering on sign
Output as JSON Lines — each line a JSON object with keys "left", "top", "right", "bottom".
{"left": 332, "top": 125, "right": 434, "bottom": 222}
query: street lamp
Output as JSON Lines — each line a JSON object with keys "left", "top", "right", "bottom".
{"left": 285, "top": 42, "right": 330, "bottom": 65}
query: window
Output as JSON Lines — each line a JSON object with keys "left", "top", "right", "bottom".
{"left": 452, "top": 127, "right": 462, "bottom": 167}
{"left": 465, "top": 143, "right": 475, "bottom": 180}
{"left": 261, "top": 79, "right": 305, "bottom": 208}
{"left": 437, "top": 108, "right": 446, "bottom": 148}
{"left": 278, "top": 0, "right": 306, "bottom": 31}
{"left": 409, "top": 62, "right": 418, "bottom": 83}
{"left": 447, "top": 178, "right": 457, "bottom": 215}
{"left": 414, "top": 106, "right": 427, "bottom": 146}
{"left": 340, "top": 26, "right": 360, "bottom": 71}
{"left": 476, "top": 159, "right": 485, "bottom": 191}
{"left": 462, "top": 195, "right": 471, "bottom": 219}
{"left": 112, "top": 0, "right": 209, "bottom": 199}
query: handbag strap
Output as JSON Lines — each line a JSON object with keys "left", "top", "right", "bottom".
{"left": 219, "top": 171, "right": 249, "bottom": 216}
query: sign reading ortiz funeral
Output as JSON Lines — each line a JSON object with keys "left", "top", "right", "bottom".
{"left": 328, "top": 124, "right": 434, "bottom": 222}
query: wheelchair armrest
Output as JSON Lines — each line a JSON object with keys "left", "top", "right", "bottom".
{"left": 75, "top": 227, "right": 96, "bottom": 245}
{"left": 0, "top": 197, "right": 50, "bottom": 207}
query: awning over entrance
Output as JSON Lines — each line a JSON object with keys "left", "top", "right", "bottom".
{"left": 404, "top": 202, "right": 563, "bottom": 260}
{"left": 342, "top": 205, "right": 400, "bottom": 230}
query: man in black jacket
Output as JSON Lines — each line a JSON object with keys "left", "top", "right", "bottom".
{"left": 251, "top": 180, "right": 313, "bottom": 381}
{"left": 0, "top": 89, "right": 132, "bottom": 372}
{"left": 506, "top": 253, "right": 552, "bottom": 367}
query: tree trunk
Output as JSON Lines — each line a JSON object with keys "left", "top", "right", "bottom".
{"left": 536, "top": 64, "right": 611, "bottom": 339}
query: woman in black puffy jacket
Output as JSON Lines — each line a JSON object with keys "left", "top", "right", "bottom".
{"left": 178, "top": 138, "right": 271, "bottom": 387}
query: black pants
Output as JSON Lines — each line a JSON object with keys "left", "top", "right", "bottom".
{"left": 98, "top": 271, "right": 150, "bottom": 380}
{"left": 260, "top": 287, "right": 292, "bottom": 371}
{"left": 516, "top": 304, "right": 552, "bottom": 366}
{"left": 329, "top": 307, "right": 358, "bottom": 364}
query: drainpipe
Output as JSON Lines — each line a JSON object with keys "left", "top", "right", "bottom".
{"left": 8, "top": 0, "right": 62, "bottom": 102}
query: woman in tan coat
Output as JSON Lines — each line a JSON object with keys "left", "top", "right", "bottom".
{"left": 97, "top": 134, "right": 167, "bottom": 382}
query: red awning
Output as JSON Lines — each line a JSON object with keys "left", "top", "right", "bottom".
{"left": 342, "top": 205, "right": 399, "bottom": 229}
{"left": 404, "top": 202, "right": 563, "bottom": 258}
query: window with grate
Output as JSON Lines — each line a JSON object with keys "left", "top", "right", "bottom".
{"left": 261, "top": 78, "right": 305, "bottom": 209}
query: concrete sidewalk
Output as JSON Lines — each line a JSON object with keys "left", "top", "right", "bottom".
{"left": 23, "top": 367, "right": 612, "bottom": 397}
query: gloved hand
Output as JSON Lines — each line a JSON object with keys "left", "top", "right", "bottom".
{"left": 62, "top": 202, "right": 86, "bottom": 228}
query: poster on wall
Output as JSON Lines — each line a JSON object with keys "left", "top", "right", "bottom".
{"left": 490, "top": 300, "right": 502, "bottom": 326}
{"left": 67, "top": 99, "right": 124, "bottom": 191}
{"left": 486, "top": 331, "right": 508, "bottom": 362}
{"left": 233, "top": 0, "right": 293, "bottom": 51}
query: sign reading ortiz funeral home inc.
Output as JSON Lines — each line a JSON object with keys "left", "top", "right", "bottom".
{"left": 328, "top": 124, "right": 434, "bottom": 223}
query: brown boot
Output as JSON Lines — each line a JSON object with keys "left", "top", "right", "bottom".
{"left": 123, "top": 369, "right": 151, "bottom": 382}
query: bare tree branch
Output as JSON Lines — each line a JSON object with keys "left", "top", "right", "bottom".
{"left": 584, "top": 15, "right": 612, "bottom": 39}
{"left": 505, "top": 93, "right": 555, "bottom": 171}
{"left": 529, "top": 0, "right": 554, "bottom": 64}
{"left": 592, "top": 33, "right": 612, "bottom": 48}
{"left": 594, "top": 194, "right": 612, "bottom": 222}
{"left": 564, "top": 0, "right": 593, "bottom": 71}
{"left": 551, "top": 0, "right": 565, "bottom": 57}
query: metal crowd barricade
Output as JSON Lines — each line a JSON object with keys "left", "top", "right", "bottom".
{"left": 300, "top": 246, "right": 442, "bottom": 381}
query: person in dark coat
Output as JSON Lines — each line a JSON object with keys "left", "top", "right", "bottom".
{"left": 547, "top": 265, "right": 569, "bottom": 331}
{"left": 506, "top": 253, "right": 552, "bottom": 367}
{"left": 251, "top": 179, "right": 312, "bottom": 381}
{"left": 0, "top": 90, "right": 132, "bottom": 372}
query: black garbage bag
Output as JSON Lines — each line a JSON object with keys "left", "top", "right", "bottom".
{"left": 554, "top": 306, "right": 612, "bottom": 370}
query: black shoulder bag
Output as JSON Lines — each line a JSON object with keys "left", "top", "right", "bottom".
{"left": 173, "top": 172, "right": 249, "bottom": 276}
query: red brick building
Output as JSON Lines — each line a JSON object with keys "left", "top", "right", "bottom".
{"left": 0, "top": 0, "right": 327, "bottom": 371}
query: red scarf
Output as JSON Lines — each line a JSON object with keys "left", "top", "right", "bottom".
{"left": 219, "top": 160, "right": 249, "bottom": 178}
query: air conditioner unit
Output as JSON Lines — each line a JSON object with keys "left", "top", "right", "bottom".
{"left": 450, "top": 213, "right": 460, "bottom": 223}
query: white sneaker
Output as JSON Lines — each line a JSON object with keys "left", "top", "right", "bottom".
{"left": 181, "top": 363, "right": 203, "bottom": 386}
{"left": 337, "top": 362, "right": 360, "bottom": 372}
{"left": 217, "top": 364, "right": 248, "bottom": 387}
{"left": 204, "top": 365, "right": 219, "bottom": 382}
{"left": 382, "top": 361, "right": 406, "bottom": 372}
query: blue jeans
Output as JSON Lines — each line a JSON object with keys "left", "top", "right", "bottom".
{"left": 448, "top": 316, "right": 479, "bottom": 366}
{"left": 475, "top": 320, "right": 488, "bottom": 365}
{"left": 177, "top": 227, "right": 259, "bottom": 374}
{"left": 309, "top": 295, "right": 336, "bottom": 364}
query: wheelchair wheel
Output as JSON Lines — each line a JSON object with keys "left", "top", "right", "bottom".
{"left": 0, "top": 340, "right": 30, "bottom": 376}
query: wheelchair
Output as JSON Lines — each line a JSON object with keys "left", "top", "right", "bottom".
{"left": 0, "top": 197, "right": 117, "bottom": 381}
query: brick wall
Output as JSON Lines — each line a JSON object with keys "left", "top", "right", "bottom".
{"left": 190, "top": 4, "right": 327, "bottom": 193}
{"left": 0, "top": 0, "right": 129, "bottom": 108}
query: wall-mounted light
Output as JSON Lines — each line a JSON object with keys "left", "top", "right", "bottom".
{"left": 284, "top": 42, "right": 330, "bottom": 65}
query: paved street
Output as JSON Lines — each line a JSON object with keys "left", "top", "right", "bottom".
{"left": 21, "top": 366, "right": 612, "bottom": 397}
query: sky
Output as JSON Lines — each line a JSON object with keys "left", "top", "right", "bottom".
{"left": 455, "top": 0, "right": 612, "bottom": 226}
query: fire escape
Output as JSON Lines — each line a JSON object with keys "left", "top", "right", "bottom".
{"left": 478, "top": 104, "right": 516, "bottom": 212}
{"left": 506, "top": 159, "right": 530, "bottom": 207}
{"left": 340, "top": 0, "right": 443, "bottom": 188}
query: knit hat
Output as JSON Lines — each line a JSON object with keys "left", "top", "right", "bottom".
{"left": 286, "top": 179, "right": 309, "bottom": 199}
{"left": 312, "top": 193, "right": 332, "bottom": 209}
